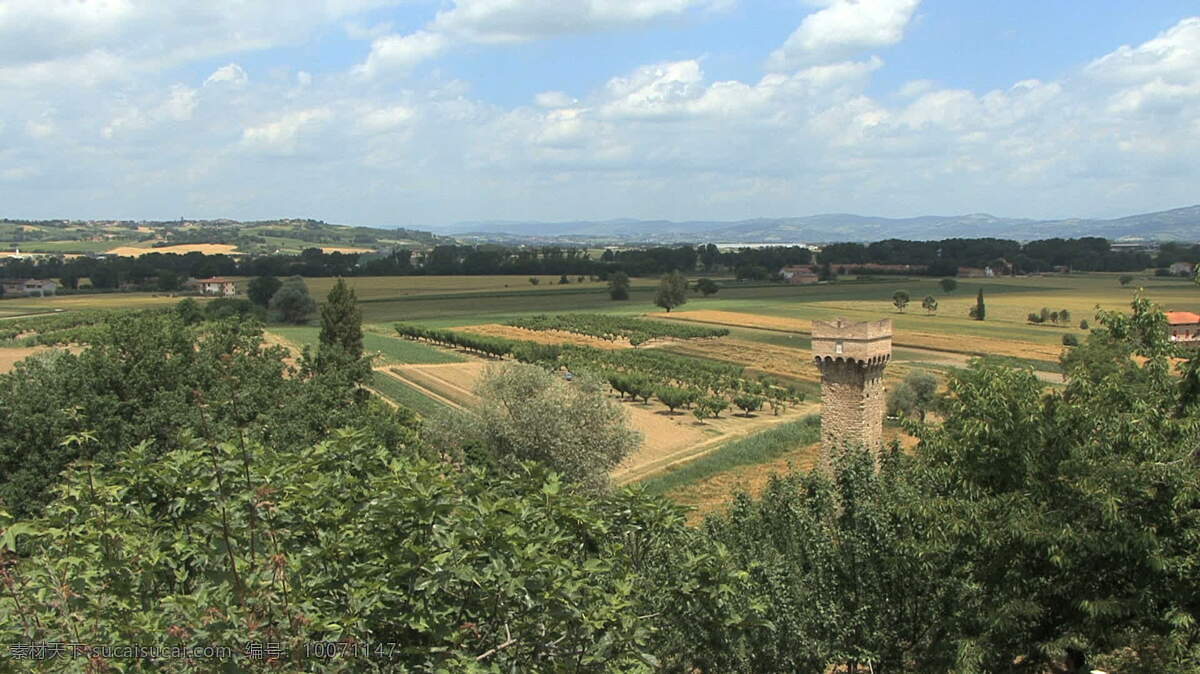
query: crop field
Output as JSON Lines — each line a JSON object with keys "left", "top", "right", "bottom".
{"left": 268, "top": 326, "right": 466, "bottom": 365}
{"left": 104, "top": 244, "right": 240, "bottom": 257}
{"left": 386, "top": 357, "right": 817, "bottom": 483}
{"left": 370, "top": 370, "right": 453, "bottom": 418}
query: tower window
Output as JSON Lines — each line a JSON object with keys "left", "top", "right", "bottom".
{"left": 835, "top": 341, "right": 844, "bottom": 354}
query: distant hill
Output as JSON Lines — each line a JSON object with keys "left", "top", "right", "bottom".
{"left": 435, "top": 205, "right": 1200, "bottom": 244}
{"left": 0, "top": 218, "right": 447, "bottom": 256}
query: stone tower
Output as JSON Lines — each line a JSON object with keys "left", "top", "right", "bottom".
{"left": 811, "top": 318, "right": 892, "bottom": 451}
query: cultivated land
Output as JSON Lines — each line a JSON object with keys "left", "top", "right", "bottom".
{"left": 6, "top": 271, "right": 1196, "bottom": 518}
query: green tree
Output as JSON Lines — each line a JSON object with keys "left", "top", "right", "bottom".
{"left": 1119, "top": 274, "right": 1134, "bottom": 286}
{"left": 921, "top": 295, "right": 938, "bottom": 314}
{"left": 913, "top": 297, "right": 1200, "bottom": 670}
{"left": 156, "top": 269, "right": 181, "bottom": 292}
{"left": 695, "top": 277, "right": 720, "bottom": 296}
{"left": 268, "top": 275, "right": 316, "bottom": 324}
{"left": 175, "top": 297, "right": 203, "bottom": 325}
{"left": 529, "top": 276, "right": 540, "bottom": 285}
{"left": 559, "top": 274, "right": 570, "bottom": 284}
{"left": 733, "top": 393, "right": 763, "bottom": 417}
{"left": 892, "top": 290, "right": 910, "bottom": 313}
{"left": 939, "top": 277, "right": 958, "bottom": 293}
{"left": 886, "top": 369, "right": 938, "bottom": 422}
{"left": 1060, "top": 308, "right": 1072, "bottom": 324}
{"left": 654, "top": 271, "right": 689, "bottom": 312}
{"left": 247, "top": 274, "right": 282, "bottom": 307}
{"left": 1079, "top": 319, "right": 1089, "bottom": 330}
{"left": 656, "top": 386, "right": 695, "bottom": 414}
{"left": 969, "top": 288, "right": 985, "bottom": 320}
{"left": 318, "top": 278, "right": 363, "bottom": 360}
{"left": 428, "top": 363, "right": 640, "bottom": 491}
{"left": 316, "top": 278, "right": 368, "bottom": 384}
{"left": 608, "top": 271, "right": 631, "bottom": 300}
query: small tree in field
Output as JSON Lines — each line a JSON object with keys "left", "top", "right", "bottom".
{"left": 922, "top": 295, "right": 938, "bottom": 314}
{"left": 1119, "top": 275, "right": 1133, "bottom": 286}
{"left": 529, "top": 277, "right": 540, "bottom": 286}
{"left": 608, "top": 272, "right": 630, "bottom": 300}
{"left": 655, "top": 271, "right": 689, "bottom": 312}
{"left": 887, "top": 369, "right": 938, "bottom": 422}
{"left": 939, "top": 278, "right": 958, "bottom": 293}
{"left": 893, "top": 290, "right": 910, "bottom": 313}
{"left": 1059, "top": 308, "right": 1072, "bottom": 324}
{"left": 969, "top": 288, "right": 986, "bottom": 320}
{"left": 733, "top": 393, "right": 763, "bottom": 417}
{"left": 318, "top": 278, "right": 363, "bottom": 360}
{"left": 700, "top": 396, "right": 729, "bottom": 419}
{"left": 269, "top": 275, "right": 317, "bottom": 324}
{"left": 1079, "top": 319, "right": 1089, "bottom": 330}
{"left": 656, "top": 386, "right": 693, "bottom": 414}
{"left": 1050, "top": 311, "right": 1060, "bottom": 325}
{"left": 695, "top": 278, "right": 720, "bottom": 296}
{"left": 429, "top": 363, "right": 640, "bottom": 491}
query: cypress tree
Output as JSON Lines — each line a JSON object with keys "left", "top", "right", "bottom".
{"left": 972, "top": 288, "right": 986, "bottom": 321}
{"left": 319, "top": 278, "right": 363, "bottom": 359}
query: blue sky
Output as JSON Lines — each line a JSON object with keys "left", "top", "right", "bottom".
{"left": 1, "top": 1, "right": 1198, "bottom": 228}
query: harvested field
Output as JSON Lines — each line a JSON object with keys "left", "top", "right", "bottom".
{"left": 455, "top": 323, "right": 631, "bottom": 350}
{"left": 650, "top": 310, "right": 808, "bottom": 333}
{"left": 320, "top": 246, "right": 375, "bottom": 254}
{"left": 105, "top": 244, "right": 239, "bottom": 257}
{"left": 665, "top": 338, "right": 817, "bottom": 382}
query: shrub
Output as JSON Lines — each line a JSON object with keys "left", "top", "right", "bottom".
{"left": 733, "top": 393, "right": 764, "bottom": 416}
{"left": 1062, "top": 334, "right": 1079, "bottom": 347}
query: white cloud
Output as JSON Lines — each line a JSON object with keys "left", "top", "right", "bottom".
{"left": 241, "top": 108, "right": 334, "bottom": 155}
{"left": 1, "top": 4, "right": 1199, "bottom": 225}
{"left": 354, "top": 31, "right": 449, "bottom": 77}
{"left": 535, "top": 91, "right": 576, "bottom": 108}
{"left": 356, "top": 105, "right": 416, "bottom": 133}
{"left": 354, "top": 0, "right": 730, "bottom": 78}
{"left": 768, "top": 0, "right": 921, "bottom": 71}
{"left": 205, "top": 64, "right": 248, "bottom": 87}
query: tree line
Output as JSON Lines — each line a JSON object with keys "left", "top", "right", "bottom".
{"left": 0, "top": 244, "right": 816, "bottom": 289}
{"left": 820, "top": 236, "right": 1161, "bottom": 274}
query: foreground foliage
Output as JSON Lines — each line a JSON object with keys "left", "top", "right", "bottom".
{"left": 1, "top": 296, "right": 1199, "bottom": 671}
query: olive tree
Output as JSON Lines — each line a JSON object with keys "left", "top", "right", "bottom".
{"left": 431, "top": 362, "right": 641, "bottom": 491}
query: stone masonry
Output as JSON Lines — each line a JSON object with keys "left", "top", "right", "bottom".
{"left": 811, "top": 318, "right": 892, "bottom": 451}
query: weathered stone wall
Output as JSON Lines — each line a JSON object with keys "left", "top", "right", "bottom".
{"left": 812, "top": 317, "right": 893, "bottom": 454}
{"left": 816, "top": 358, "right": 888, "bottom": 450}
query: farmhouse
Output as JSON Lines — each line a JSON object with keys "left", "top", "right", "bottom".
{"left": 1, "top": 278, "right": 58, "bottom": 297}
{"left": 186, "top": 277, "right": 238, "bottom": 296}
{"left": 1169, "top": 262, "right": 1196, "bottom": 276}
{"left": 1166, "top": 311, "right": 1200, "bottom": 347}
{"left": 779, "top": 265, "right": 819, "bottom": 284}
{"left": 957, "top": 266, "right": 995, "bottom": 278}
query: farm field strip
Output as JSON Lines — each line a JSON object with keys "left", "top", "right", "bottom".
{"left": 372, "top": 369, "right": 460, "bottom": 415}
{"left": 270, "top": 326, "right": 466, "bottom": 365}
{"left": 389, "top": 363, "right": 486, "bottom": 408}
